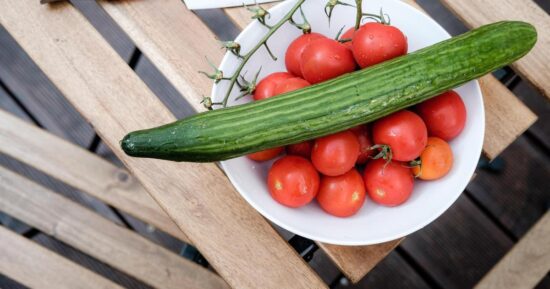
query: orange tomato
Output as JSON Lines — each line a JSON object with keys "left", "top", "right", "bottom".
{"left": 247, "top": 147, "right": 284, "bottom": 162}
{"left": 411, "top": 137, "right": 453, "bottom": 180}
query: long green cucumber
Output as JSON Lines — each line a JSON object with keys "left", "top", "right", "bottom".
{"left": 121, "top": 21, "right": 536, "bottom": 162}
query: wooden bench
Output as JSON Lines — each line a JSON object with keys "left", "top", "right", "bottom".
{"left": 0, "top": 0, "right": 548, "bottom": 288}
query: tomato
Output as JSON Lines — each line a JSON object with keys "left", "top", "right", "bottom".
{"left": 300, "top": 38, "right": 357, "bottom": 84}
{"left": 267, "top": 156, "right": 320, "bottom": 208}
{"left": 287, "top": 141, "right": 314, "bottom": 158}
{"left": 363, "top": 158, "right": 413, "bottom": 206}
{"left": 411, "top": 137, "right": 453, "bottom": 180}
{"left": 285, "top": 33, "right": 326, "bottom": 77}
{"left": 352, "top": 22, "right": 407, "bottom": 68}
{"left": 349, "top": 125, "right": 373, "bottom": 164}
{"left": 273, "top": 77, "right": 310, "bottom": 96}
{"left": 372, "top": 110, "right": 428, "bottom": 162}
{"left": 311, "top": 131, "right": 360, "bottom": 176}
{"left": 415, "top": 90, "right": 467, "bottom": 141}
{"left": 253, "top": 72, "right": 294, "bottom": 100}
{"left": 247, "top": 147, "right": 284, "bottom": 162}
{"left": 317, "top": 168, "right": 366, "bottom": 217}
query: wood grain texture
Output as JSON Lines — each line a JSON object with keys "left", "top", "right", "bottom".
{"left": 475, "top": 211, "right": 550, "bottom": 289}
{"left": 317, "top": 239, "right": 402, "bottom": 283}
{"left": 0, "top": 226, "right": 123, "bottom": 289}
{"left": 401, "top": 195, "right": 514, "bottom": 289}
{"left": 0, "top": 2, "right": 325, "bottom": 288}
{"left": 0, "top": 109, "right": 189, "bottom": 243}
{"left": 440, "top": 0, "right": 550, "bottom": 99}
{"left": 0, "top": 166, "right": 229, "bottom": 289}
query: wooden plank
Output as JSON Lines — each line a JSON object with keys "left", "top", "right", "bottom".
{"left": 335, "top": 251, "right": 431, "bottom": 289}
{"left": 440, "top": 0, "right": 550, "bottom": 99}
{"left": 0, "top": 108, "right": 190, "bottom": 243}
{"left": 0, "top": 226, "right": 123, "bottom": 289}
{"left": 513, "top": 80, "right": 550, "bottom": 150}
{"left": 401, "top": 195, "right": 514, "bottom": 289}
{"left": 316, "top": 240, "right": 402, "bottom": 283}
{"left": 0, "top": 166, "right": 229, "bottom": 289}
{"left": 475, "top": 211, "right": 550, "bottom": 289}
{"left": 467, "top": 135, "right": 550, "bottom": 238}
{"left": 0, "top": 2, "right": 326, "bottom": 289}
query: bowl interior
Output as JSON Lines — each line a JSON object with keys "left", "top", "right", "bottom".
{"left": 212, "top": 0, "right": 484, "bottom": 245}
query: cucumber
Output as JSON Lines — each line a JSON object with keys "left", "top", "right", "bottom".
{"left": 121, "top": 21, "right": 536, "bottom": 162}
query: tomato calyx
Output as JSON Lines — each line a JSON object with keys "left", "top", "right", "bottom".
{"left": 362, "top": 8, "right": 391, "bottom": 25}
{"left": 324, "top": 0, "right": 355, "bottom": 24}
{"left": 289, "top": 7, "right": 312, "bottom": 34}
{"left": 235, "top": 68, "right": 263, "bottom": 100}
{"left": 409, "top": 159, "right": 422, "bottom": 178}
{"left": 370, "top": 144, "right": 393, "bottom": 162}
{"left": 245, "top": 3, "right": 271, "bottom": 28}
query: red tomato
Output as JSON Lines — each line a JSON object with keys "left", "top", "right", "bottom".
{"left": 364, "top": 158, "right": 413, "bottom": 206}
{"left": 311, "top": 131, "right": 360, "bottom": 176}
{"left": 267, "top": 156, "right": 320, "bottom": 208}
{"left": 411, "top": 137, "right": 453, "bottom": 180}
{"left": 247, "top": 147, "right": 284, "bottom": 162}
{"left": 287, "top": 141, "right": 314, "bottom": 158}
{"left": 285, "top": 33, "right": 326, "bottom": 77}
{"left": 273, "top": 77, "right": 310, "bottom": 96}
{"left": 253, "top": 72, "right": 294, "bottom": 100}
{"left": 317, "top": 168, "right": 366, "bottom": 217}
{"left": 300, "top": 38, "right": 357, "bottom": 84}
{"left": 415, "top": 90, "right": 467, "bottom": 141}
{"left": 372, "top": 110, "right": 428, "bottom": 162}
{"left": 349, "top": 125, "right": 373, "bottom": 164}
{"left": 352, "top": 22, "right": 407, "bottom": 68}
{"left": 340, "top": 27, "right": 357, "bottom": 49}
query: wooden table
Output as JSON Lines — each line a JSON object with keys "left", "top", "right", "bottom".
{"left": 0, "top": 0, "right": 548, "bottom": 288}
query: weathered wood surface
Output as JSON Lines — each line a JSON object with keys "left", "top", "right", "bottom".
{"left": 0, "top": 109, "right": 190, "bottom": 243}
{"left": 0, "top": 2, "right": 326, "bottom": 288}
{"left": 0, "top": 166, "right": 229, "bottom": 289}
{"left": 0, "top": 225, "right": 124, "bottom": 289}
{"left": 475, "top": 211, "right": 550, "bottom": 289}
{"left": 440, "top": 0, "right": 550, "bottom": 99}
{"left": 401, "top": 195, "right": 514, "bottom": 289}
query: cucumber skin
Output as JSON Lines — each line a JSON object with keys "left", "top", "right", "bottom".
{"left": 121, "top": 21, "right": 536, "bottom": 162}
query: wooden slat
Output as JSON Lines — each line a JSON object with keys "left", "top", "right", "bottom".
{"left": 475, "top": 211, "right": 550, "bottom": 289}
{"left": 440, "top": 0, "right": 550, "bottom": 99}
{"left": 0, "top": 226, "right": 123, "bottom": 289}
{"left": 0, "top": 2, "right": 325, "bottom": 289}
{"left": 317, "top": 240, "right": 402, "bottom": 283}
{"left": 0, "top": 108, "right": 189, "bottom": 243}
{"left": 0, "top": 166, "right": 229, "bottom": 289}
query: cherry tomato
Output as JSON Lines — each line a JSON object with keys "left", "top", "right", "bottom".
{"left": 267, "top": 156, "right": 320, "bottom": 208}
{"left": 364, "top": 158, "right": 413, "bottom": 206}
{"left": 300, "top": 38, "right": 357, "bottom": 84}
{"left": 349, "top": 125, "right": 373, "bottom": 164}
{"left": 273, "top": 77, "right": 310, "bottom": 96}
{"left": 287, "top": 141, "right": 314, "bottom": 158}
{"left": 254, "top": 72, "right": 294, "bottom": 100}
{"left": 352, "top": 22, "right": 407, "bottom": 68}
{"left": 311, "top": 131, "right": 360, "bottom": 176}
{"left": 415, "top": 90, "right": 467, "bottom": 141}
{"left": 247, "top": 147, "right": 284, "bottom": 162}
{"left": 285, "top": 33, "right": 326, "bottom": 77}
{"left": 372, "top": 110, "right": 428, "bottom": 162}
{"left": 411, "top": 137, "right": 453, "bottom": 180}
{"left": 317, "top": 168, "right": 366, "bottom": 217}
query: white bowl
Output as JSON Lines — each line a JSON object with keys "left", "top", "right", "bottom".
{"left": 212, "top": 0, "right": 484, "bottom": 245}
